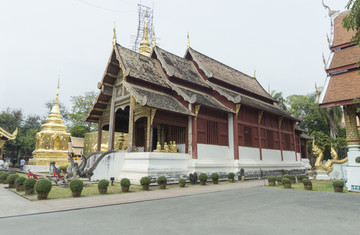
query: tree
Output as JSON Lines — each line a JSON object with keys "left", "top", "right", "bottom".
{"left": 0, "top": 109, "right": 41, "bottom": 160}
{"left": 68, "top": 91, "right": 98, "bottom": 137}
{"left": 270, "top": 90, "right": 287, "bottom": 111}
{"left": 343, "top": 0, "right": 360, "bottom": 45}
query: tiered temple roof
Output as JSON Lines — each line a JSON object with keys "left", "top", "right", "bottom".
{"left": 320, "top": 11, "right": 360, "bottom": 108}
{"left": 87, "top": 40, "right": 295, "bottom": 122}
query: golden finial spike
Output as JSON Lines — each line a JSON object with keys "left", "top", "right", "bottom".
{"left": 322, "top": 52, "right": 327, "bottom": 72}
{"left": 268, "top": 83, "right": 271, "bottom": 94}
{"left": 315, "top": 82, "right": 320, "bottom": 103}
{"left": 152, "top": 29, "right": 156, "bottom": 49}
{"left": 112, "top": 22, "right": 117, "bottom": 46}
{"left": 139, "top": 10, "right": 150, "bottom": 56}
{"left": 55, "top": 75, "right": 60, "bottom": 105}
{"left": 187, "top": 32, "right": 190, "bottom": 49}
{"left": 254, "top": 67, "right": 256, "bottom": 79}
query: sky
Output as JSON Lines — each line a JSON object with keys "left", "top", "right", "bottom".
{"left": 0, "top": 0, "right": 351, "bottom": 117}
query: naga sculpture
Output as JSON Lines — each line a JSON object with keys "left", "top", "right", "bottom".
{"left": 49, "top": 161, "right": 62, "bottom": 176}
{"left": 312, "top": 138, "right": 348, "bottom": 172}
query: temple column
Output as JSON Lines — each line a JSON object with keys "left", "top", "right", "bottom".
{"left": 233, "top": 113, "right": 239, "bottom": 160}
{"left": 192, "top": 105, "right": 200, "bottom": 159}
{"left": 97, "top": 119, "right": 102, "bottom": 152}
{"left": 293, "top": 122, "right": 297, "bottom": 161}
{"left": 228, "top": 113, "right": 234, "bottom": 159}
{"left": 278, "top": 117, "right": 283, "bottom": 161}
{"left": 108, "top": 88, "right": 116, "bottom": 151}
{"left": 344, "top": 104, "right": 360, "bottom": 146}
{"left": 146, "top": 108, "right": 156, "bottom": 152}
{"left": 258, "top": 111, "right": 263, "bottom": 160}
{"left": 188, "top": 115, "right": 192, "bottom": 155}
{"left": 127, "top": 96, "right": 135, "bottom": 152}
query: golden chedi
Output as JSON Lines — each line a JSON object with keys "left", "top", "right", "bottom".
{"left": 31, "top": 83, "right": 70, "bottom": 166}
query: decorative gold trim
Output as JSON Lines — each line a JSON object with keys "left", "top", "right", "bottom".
{"left": 278, "top": 117, "right": 283, "bottom": 129}
{"left": 195, "top": 105, "right": 201, "bottom": 120}
{"left": 187, "top": 32, "right": 190, "bottom": 49}
{"left": 235, "top": 104, "right": 241, "bottom": 118}
{"left": 150, "top": 108, "right": 156, "bottom": 125}
{"left": 258, "top": 111, "right": 263, "bottom": 124}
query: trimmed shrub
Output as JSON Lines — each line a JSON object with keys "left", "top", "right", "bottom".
{"left": 70, "top": 179, "right": 84, "bottom": 192}
{"left": 199, "top": 173, "right": 208, "bottom": 183}
{"left": 297, "top": 175, "right": 307, "bottom": 182}
{"left": 179, "top": 178, "right": 186, "bottom": 184}
{"left": 140, "top": 176, "right": 151, "bottom": 186}
{"left": 333, "top": 180, "right": 344, "bottom": 187}
{"left": 228, "top": 172, "right": 235, "bottom": 180}
{"left": 302, "top": 179, "right": 312, "bottom": 186}
{"left": 355, "top": 157, "right": 360, "bottom": 163}
{"left": 0, "top": 172, "right": 9, "bottom": 182}
{"left": 34, "top": 179, "right": 52, "bottom": 194}
{"left": 211, "top": 173, "right": 219, "bottom": 181}
{"left": 59, "top": 165, "right": 68, "bottom": 173}
{"left": 24, "top": 178, "right": 37, "bottom": 190}
{"left": 268, "top": 176, "right": 276, "bottom": 182}
{"left": 156, "top": 176, "right": 167, "bottom": 185}
{"left": 282, "top": 178, "right": 291, "bottom": 185}
{"left": 120, "top": 178, "right": 131, "bottom": 187}
{"left": 276, "top": 176, "right": 283, "bottom": 184}
{"left": 7, "top": 174, "right": 19, "bottom": 184}
{"left": 98, "top": 179, "right": 109, "bottom": 189}
{"left": 15, "top": 176, "right": 27, "bottom": 187}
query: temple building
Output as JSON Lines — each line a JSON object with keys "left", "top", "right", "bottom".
{"left": 30, "top": 83, "right": 71, "bottom": 166}
{"left": 85, "top": 18, "right": 308, "bottom": 182}
{"left": 319, "top": 11, "right": 360, "bottom": 191}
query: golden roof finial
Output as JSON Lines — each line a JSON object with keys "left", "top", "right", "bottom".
{"left": 254, "top": 67, "right": 256, "bottom": 79}
{"left": 55, "top": 74, "right": 60, "bottom": 105}
{"left": 112, "top": 22, "right": 117, "bottom": 47}
{"left": 152, "top": 28, "right": 156, "bottom": 49}
{"left": 322, "top": 52, "right": 327, "bottom": 72}
{"left": 315, "top": 82, "right": 320, "bottom": 103}
{"left": 268, "top": 83, "right": 271, "bottom": 94}
{"left": 187, "top": 32, "right": 190, "bottom": 50}
{"left": 139, "top": 10, "right": 150, "bottom": 56}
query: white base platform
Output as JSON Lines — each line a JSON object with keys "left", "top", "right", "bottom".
{"left": 315, "top": 170, "right": 331, "bottom": 181}
{"left": 24, "top": 165, "right": 50, "bottom": 172}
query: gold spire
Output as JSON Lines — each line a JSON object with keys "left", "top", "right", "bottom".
{"left": 112, "top": 22, "right": 117, "bottom": 47}
{"left": 187, "top": 32, "right": 190, "bottom": 50}
{"left": 254, "top": 67, "right": 256, "bottom": 79}
{"left": 268, "top": 83, "right": 271, "bottom": 94}
{"left": 139, "top": 10, "right": 150, "bottom": 56}
{"left": 322, "top": 52, "right": 327, "bottom": 72}
{"left": 55, "top": 76, "right": 60, "bottom": 105}
{"left": 152, "top": 29, "right": 156, "bottom": 49}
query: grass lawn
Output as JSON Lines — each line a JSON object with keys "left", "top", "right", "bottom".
{"left": 268, "top": 180, "right": 349, "bottom": 193}
{"left": 8, "top": 179, "right": 236, "bottom": 200}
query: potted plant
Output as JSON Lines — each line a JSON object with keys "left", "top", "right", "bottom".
{"left": 34, "top": 179, "right": 52, "bottom": 200}
{"left": 70, "top": 179, "right": 84, "bottom": 197}
{"left": 24, "top": 178, "right": 37, "bottom": 195}
{"left": 0, "top": 172, "right": 9, "bottom": 184}
{"left": 296, "top": 174, "right": 307, "bottom": 183}
{"left": 284, "top": 174, "right": 296, "bottom": 184}
{"left": 302, "top": 179, "right": 312, "bottom": 190}
{"left": 59, "top": 165, "right": 68, "bottom": 174}
{"left": 179, "top": 178, "right": 186, "bottom": 187}
{"left": 268, "top": 176, "right": 276, "bottom": 186}
{"left": 333, "top": 180, "right": 344, "bottom": 192}
{"left": 282, "top": 178, "right": 292, "bottom": 188}
{"left": 7, "top": 174, "right": 19, "bottom": 188}
{"left": 211, "top": 173, "right": 219, "bottom": 184}
{"left": 98, "top": 179, "right": 109, "bottom": 194}
{"left": 156, "top": 176, "right": 167, "bottom": 189}
{"left": 15, "top": 176, "right": 27, "bottom": 191}
{"left": 140, "top": 176, "right": 151, "bottom": 190}
{"left": 120, "top": 178, "right": 131, "bottom": 192}
{"left": 228, "top": 172, "right": 235, "bottom": 182}
{"left": 276, "top": 176, "right": 283, "bottom": 185}
{"left": 199, "top": 173, "right": 208, "bottom": 185}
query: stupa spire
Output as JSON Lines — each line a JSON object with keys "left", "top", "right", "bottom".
{"left": 55, "top": 76, "right": 60, "bottom": 106}
{"left": 112, "top": 22, "right": 117, "bottom": 47}
{"left": 139, "top": 10, "right": 151, "bottom": 56}
{"left": 187, "top": 32, "right": 190, "bottom": 49}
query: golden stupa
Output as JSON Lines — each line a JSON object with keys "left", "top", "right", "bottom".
{"left": 31, "top": 81, "right": 71, "bottom": 166}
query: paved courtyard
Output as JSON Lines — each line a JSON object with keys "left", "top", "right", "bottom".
{"left": 0, "top": 181, "right": 358, "bottom": 235}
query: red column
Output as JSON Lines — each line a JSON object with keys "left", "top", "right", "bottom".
{"left": 233, "top": 114, "right": 239, "bottom": 160}
{"left": 192, "top": 115, "right": 198, "bottom": 159}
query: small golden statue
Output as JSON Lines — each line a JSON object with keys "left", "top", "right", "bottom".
{"left": 313, "top": 138, "right": 348, "bottom": 172}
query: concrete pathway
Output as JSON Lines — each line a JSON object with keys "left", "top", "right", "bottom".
{"left": 0, "top": 180, "right": 265, "bottom": 218}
